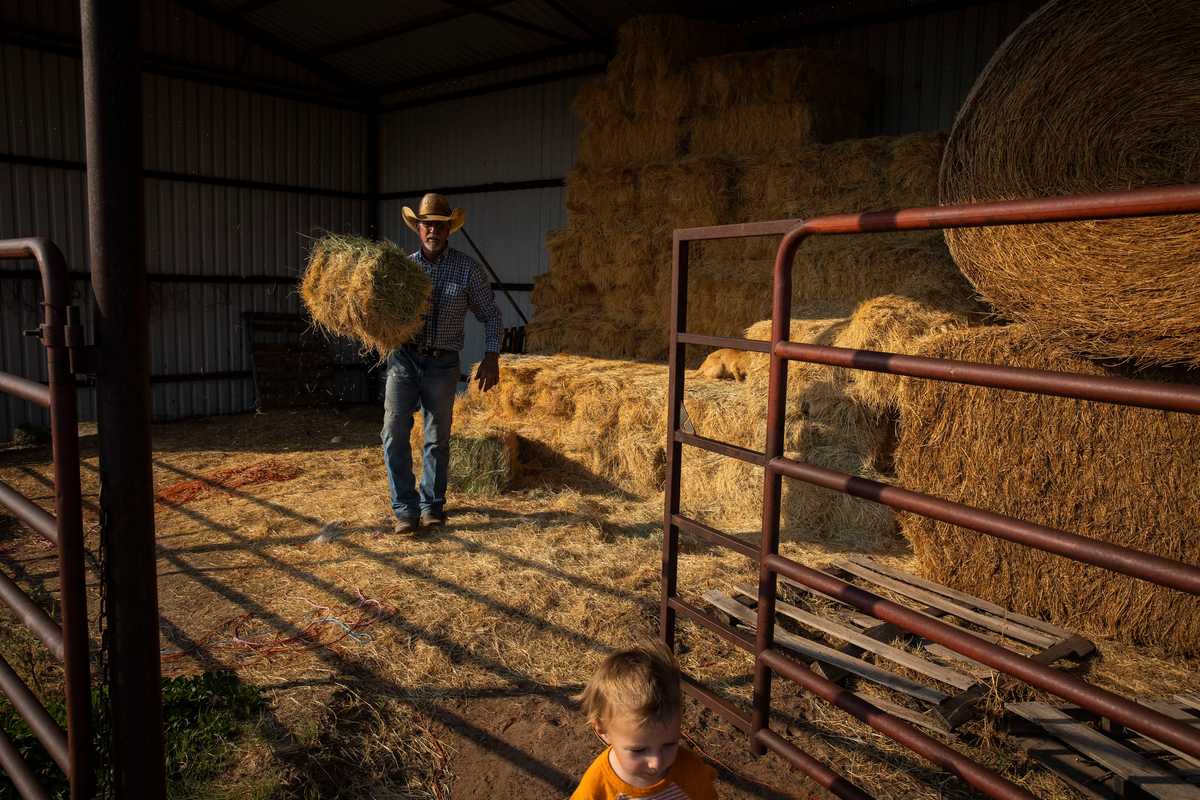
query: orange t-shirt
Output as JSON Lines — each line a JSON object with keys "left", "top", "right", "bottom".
{"left": 570, "top": 746, "right": 717, "bottom": 800}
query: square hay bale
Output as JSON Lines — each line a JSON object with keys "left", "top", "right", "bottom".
{"left": 300, "top": 235, "right": 431, "bottom": 358}
{"left": 896, "top": 325, "right": 1200, "bottom": 655}
{"left": 454, "top": 352, "right": 902, "bottom": 548}
{"left": 408, "top": 420, "right": 519, "bottom": 495}
{"left": 688, "top": 49, "right": 874, "bottom": 111}
{"left": 574, "top": 73, "right": 693, "bottom": 124}
{"left": 606, "top": 16, "right": 746, "bottom": 86}
{"left": 687, "top": 104, "right": 869, "bottom": 161}
{"left": 637, "top": 159, "right": 738, "bottom": 229}
{"left": 564, "top": 169, "right": 639, "bottom": 219}
{"left": 577, "top": 119, "right": 685, "bottom": 169}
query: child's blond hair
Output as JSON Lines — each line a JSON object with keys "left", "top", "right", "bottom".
{"left": 578, "top": 640, "right": 681, "bottom": 727}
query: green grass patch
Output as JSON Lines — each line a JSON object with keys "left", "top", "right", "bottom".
{"left": 0, "top": 670, "right": 264, "bottom": 798}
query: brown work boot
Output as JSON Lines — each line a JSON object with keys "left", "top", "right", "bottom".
{"left": 420, "top": 510, "right": 446, "bottom": 529}
{"left": 393, "top": 516, "right": 421, "bottom": 535}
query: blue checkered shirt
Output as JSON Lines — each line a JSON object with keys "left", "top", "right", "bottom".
{"left": 409, "top": 247, "right": 502, "bottom": 353}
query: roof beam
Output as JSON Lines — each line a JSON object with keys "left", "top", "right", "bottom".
{"left": 0, "top": 25, "right": 365, "bottom": 109}
{"left": 170, "top": 0, "right": 372, "bottom": 97}
{"left": 541, "top": 0, "right": 602, "bottom": 40}
{"left": 311, "top": 0, "right": 516, "bottom": 58}
{"left": 228, "top": 0, "right": 286, "bottom": 15}
{"left": 440, "top": 0, "right": 586, "bottom": 43}
{"left": 376, "top": 40, "right": 610, "bottom": 95}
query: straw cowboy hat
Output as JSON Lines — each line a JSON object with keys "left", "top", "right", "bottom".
{"left": 403, "top": 193, "right": 466, "bottom": 234}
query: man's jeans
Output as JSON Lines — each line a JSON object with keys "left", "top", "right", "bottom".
{"left": 380, "top": 348, "right": 460, "bottom": 520}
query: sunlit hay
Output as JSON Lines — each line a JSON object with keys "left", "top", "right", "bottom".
{"left": 687, "top": 104, "right": 868, "bottom": 160}
{"left": 405, "top": 420, "right": 519, "bottom": 495}
{"left": 576, "top": 118, "right": 685, "bottom": 169}
{"left": 940, "top": 0, "right": 1200, "bottom": 367}
{"left": 833, "top": 291, "right": 983, "bottom": 416}
{"left": 300, "top": 235, "right": 431, "bottom": 358}
{"left": 688, "top": 48, "right": 874, "bottom": 111}
{"left": 896, "top": 324, "right": 1200, "bottom": 655}
{"left": 453, "top": 352, "right": 891, "bottom": 546}
{"left": 693, "top": 324, "right": 897, "bottom": 543}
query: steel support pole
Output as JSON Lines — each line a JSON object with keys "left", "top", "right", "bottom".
{"left": 79, "top": 1, "right": 167, "bottom": 797}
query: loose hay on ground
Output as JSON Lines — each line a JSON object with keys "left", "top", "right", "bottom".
{"left": 896, "top": 324, "right": 1200, "bottom": 655}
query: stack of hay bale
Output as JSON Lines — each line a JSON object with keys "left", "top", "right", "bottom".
{"left": 528, "top": 15, "right": 930, "bottom": 359}
{"left": 484, "top": 16, "right": 981, "bottom": 545}
{"left": 900, "top": 0, "right": 1200, "bottom": 654}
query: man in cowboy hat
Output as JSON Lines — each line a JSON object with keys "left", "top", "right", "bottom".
{"left": 381, "top": 193, "right": 502, "bottom": 535}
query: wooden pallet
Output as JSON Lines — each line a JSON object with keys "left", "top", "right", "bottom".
{"left": 244, "top": 312, "right": 338, "bottom": 410}
{"left": 701, "top": 555, "right": 1095, "bottom": 734}
{"left": 1008, "top": 700, "right": 1200, "bottom": 799}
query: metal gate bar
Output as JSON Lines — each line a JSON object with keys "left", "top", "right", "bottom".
{"left": 0, "top": 238, "right": 94, "bottom": 800}
{"left": 661, "top": 184, "right": 1200, "bottom": 798}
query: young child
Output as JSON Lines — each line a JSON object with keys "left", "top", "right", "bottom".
{"left": 571, "top": 641, "right": 717, "bottom": 799}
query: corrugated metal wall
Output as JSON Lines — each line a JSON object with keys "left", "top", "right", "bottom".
{"left": 2, "top": 0, "right": 1044, "bottom": 437}
{"left": 0, "top": 0, "right": 367, "bottom": 440}
{"left": 789, "top": 0, "right": 1046, "bottom": 135}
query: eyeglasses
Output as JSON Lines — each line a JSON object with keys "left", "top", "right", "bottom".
{"left": 418, "top": 220, "right": 449, "bottom": 230}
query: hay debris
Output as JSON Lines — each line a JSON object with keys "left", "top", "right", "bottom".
{"left": 896, "top": 324, "right": 1200, "bottom": 655}
{"left": 300, "top": 235, "right": 431, "bottom": 358}
{"left": 940, "top": 0, "right": 1200, "bottom": 367}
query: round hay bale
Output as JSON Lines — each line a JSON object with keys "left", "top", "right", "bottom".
{"left": 300, "top": 235, "right": 431, "bottom": 358}
{"left": 940, "top": 0, "right": 1200, "bottom": 367}
{"left": 896, "top": 324, "right": 1200, "bottom": 655}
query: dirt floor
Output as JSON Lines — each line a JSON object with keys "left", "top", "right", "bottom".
{"left": 0, "top": 405, "right": 1196, "bottom": 798}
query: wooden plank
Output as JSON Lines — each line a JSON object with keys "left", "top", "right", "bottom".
{"left": 1135, "top": 700, "right": 1200, "bottom": 770}
{"left": 1007, "top": 703, "right": 1200, "bottom": 800}
{"left": 853, "top": 692, "right": 947, "bottom": 733}
{"left": 702, "top": 591, "right": 948, "bottom": 705}
{"left": 835, "top": 560, "right": 1057, "bottom": 648}
{"left": 732, "top": 584, "right": 975, "bottom": 690}
{"left": 847, "top": 555, "right": 1076, "bottom": 641}
{"left": 1016, "top": 733, "right": 1124, "bottom": 800}
{"left": 1177, "top": 695, "right": 1200, "bottom": 714}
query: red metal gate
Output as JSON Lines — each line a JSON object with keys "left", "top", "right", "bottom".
{"left": 660, "top": 185, "right": 1200, "bottom": 799}
{"left": 0, "top": 239, "right": 94, "bottom": 799}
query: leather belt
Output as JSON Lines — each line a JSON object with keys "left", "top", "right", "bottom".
{"left": 402, "top": 343, "right": 454, "bottom": 358}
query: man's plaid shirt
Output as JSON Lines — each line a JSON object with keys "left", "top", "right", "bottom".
{"left": 409, "top": 246, "right": 502, "bottom": 353}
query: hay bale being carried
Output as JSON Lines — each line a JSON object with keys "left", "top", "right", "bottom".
{"left": 896, "top": 324, "right": 1200, "bottom": 655}
{"left": 940, "top": 0, "right": 1200, "bottom": 367}
{"left": 300, "top": 235, "right": 431, "bottom": 358}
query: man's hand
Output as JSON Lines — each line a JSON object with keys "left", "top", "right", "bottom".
{"left": 474, "top": 351, "right": 500, "bottom": 392}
